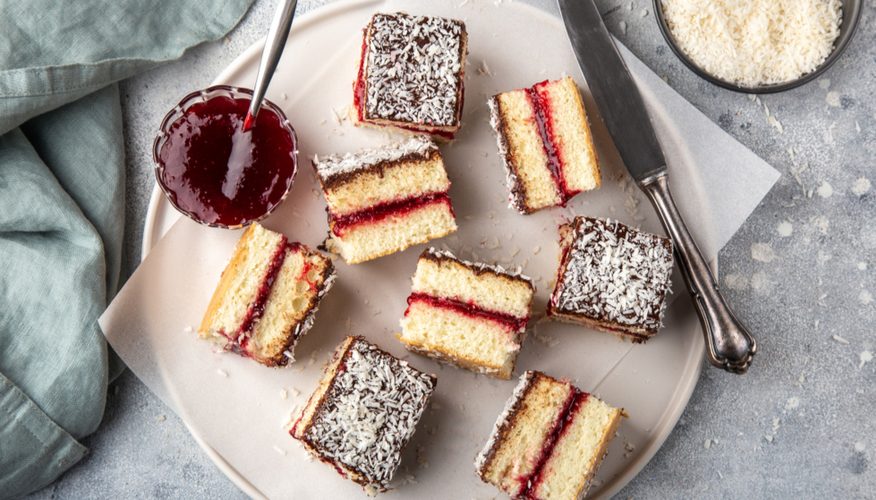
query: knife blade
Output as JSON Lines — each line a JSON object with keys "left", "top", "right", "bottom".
{"left": 558, "top": 0, "right": 665, "bottom": 183}
{"left": 558, "top": 0, "right": 757, "bottom": 374}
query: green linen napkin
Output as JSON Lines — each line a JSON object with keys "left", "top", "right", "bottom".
{"left": 0, "top": 1, "right": 252, "bottom": 496}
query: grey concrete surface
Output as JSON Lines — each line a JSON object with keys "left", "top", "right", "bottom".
{"left": 27, "top": 0, "right": 874, "bottom": 498}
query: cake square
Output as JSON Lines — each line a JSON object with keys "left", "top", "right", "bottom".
{"left": 489, "top": 76, "right": 601, "bottom": 213}
{"left": 475, "top": 371, "right": 623, "bottom": 500}
{"left": 547, "top": 216, "right": 673, "bottom": 342}
{"left": 313, "top": 136, "right": 457, "bottom": 264}
{"left": 290, "top": 336, "right": 436, "bottom": 494}
{"left": 398, "top": 248, "right": 535, "bottom": 379}
{"left": 353, "top": 12, "right": 468, "bottom": 140}
{"left": 198, "top": 223, "right": 336, "bottom": 366}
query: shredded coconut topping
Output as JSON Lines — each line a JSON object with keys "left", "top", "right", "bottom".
{"left": 424, "top": 247, "right": 533, "bottom": 284}
{"left": 661, "top": 0, "right": 842, "bottom": 87}
{"left": 363, "top": 12, "right": 465, "bottom": 126}
{"left": 304, "top": 338, "right": 435, "bottom": 487}
{"left": 554, "top": 217, "right": 673, "bottom": 332}
{"left": 313, "top": 135, "right": 437, "bottom": 182}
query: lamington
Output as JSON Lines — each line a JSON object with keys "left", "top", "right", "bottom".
{"left": 313, "top": 136, "right": 457, "bottom": 264}
{"left": 547, "top": 216, "right": 673, "bottom": 342}
{"left": 476, "top": 371, "right": 624, "bottom": 500}
{"left": 489, "top": 76, "right": 601, "bottom": 213}
{"left": 353, "top": 12, "right": 468, "bottom": 140}
{"left": 398, "top": 248, "right": 535, "bottom": 379}
{"left": 198, "top": 223, "right": 336, "bottom": 366}
{"left": 290, "top": 336, "right": 436, "bottom": 495}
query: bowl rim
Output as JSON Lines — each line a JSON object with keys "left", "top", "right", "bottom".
{"left": 652, "top": 0, "right": 862, "bottom": 94}
{"left": 152, "top": 85, "right": 299, "bottom": 229}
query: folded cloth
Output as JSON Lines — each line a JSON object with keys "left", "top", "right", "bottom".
{"left": 0, "top": 1, "right": 253, "bottom": 496}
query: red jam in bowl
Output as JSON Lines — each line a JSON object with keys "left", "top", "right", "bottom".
{"left": 154, "top": 86, "right": 297, "bottom": 228}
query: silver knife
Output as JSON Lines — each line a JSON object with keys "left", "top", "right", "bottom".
{"left": 558, "top": 0, "right": 757, "bottom": 373}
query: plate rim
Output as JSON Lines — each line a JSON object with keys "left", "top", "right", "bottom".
{"left": 140, "top": 0, "right": 705, "bottom": 497}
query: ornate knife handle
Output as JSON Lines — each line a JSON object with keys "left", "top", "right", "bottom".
{"left": 641, "top": 173, "right": 756, "bottom": 374}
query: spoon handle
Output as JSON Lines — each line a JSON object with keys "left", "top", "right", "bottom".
{"left": 246, "top": 0, "right": 299, "bottom": 128}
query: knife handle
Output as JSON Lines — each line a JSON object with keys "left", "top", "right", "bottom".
{"left": 641, "top": 173, "right": 756, "bottom": 374}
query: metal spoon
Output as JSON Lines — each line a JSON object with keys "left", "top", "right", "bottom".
{"left": 243, "top": 0, "right": 299, "bottom": 131}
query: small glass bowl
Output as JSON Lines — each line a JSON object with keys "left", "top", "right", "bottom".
{"left": 653, "top": 0, "right": 862, "bottom": 94}
{"left": 152, "top": 85, "right": 298, "bottom": 229}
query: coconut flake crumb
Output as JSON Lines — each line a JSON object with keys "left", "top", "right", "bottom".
{"left": 183, "top": 325, "right": 193, "bottom": 333}
{"left": 751, "top": 243, "right": 776, "bottom": 263}
{"left": 817, "top": 181, "right": 834, "bottom": 198}
{"left": 860, "top": 351, "right": 873, "bottom": 369}
{"left": 216, "top": 369, "right": 228, "bottom": 378}
{"left": 851, "top": 177, "right": 871, "bottom": 196}
{"left": 832, "top": 335, "right": 850, "bottom": 345}
{"left": 724, "top": 273, "right": 748, "bottom": 291}
{"left": 777, "top": 221, "right": 793, "bottom": 237}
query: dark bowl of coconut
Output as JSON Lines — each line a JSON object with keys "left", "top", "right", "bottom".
{"left": 653, "top": 0, "right": 862, "bottom": 94}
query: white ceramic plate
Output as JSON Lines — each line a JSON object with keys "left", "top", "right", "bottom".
{"left": 141, "top": 0, "right": 705, "bottom": 497}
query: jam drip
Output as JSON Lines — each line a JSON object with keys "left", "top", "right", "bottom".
{"left": 405, "top": 292, "right": 528, "bottom": 333}
{"left": 525, "top": 83, "right": 576, "bottom": 202}
{"left": 518, "top": 389, "right": 590, "bottom": 499}
{"left": 330, "top": 192, "right": 452, "bottom": 237}
{"left": 234, "top": 238, "right": 293, "bottom": 351}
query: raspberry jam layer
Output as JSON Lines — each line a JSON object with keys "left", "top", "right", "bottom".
{"left": 157, "top": 94, "right": 296, "bottom": 227}
{"left": 405, "top": 292, "right": 528, "bottom": 333}
{"left": 526, "top": 81, "right": 579, "bottom": 202}
{"left": 233, "top": 238, "right": 294, "bottom": 351}
{"left": 353, "top": 34, "right": 368, "bottom": 124}
{"left": 330, "top": 192, "right": 452, "bottom": 237}
{"left": 517, "top": 388, "right": 590, "bottom": 499}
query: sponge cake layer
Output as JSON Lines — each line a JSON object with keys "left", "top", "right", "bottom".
{"left": 476, "top": 372, "right": 573, "bottom": 494}
{"left": 246, "top": 246, "right": 335, "bottom": 366}
{"left": 476, "top": 371, "right": 623, "bottom": 500}
{"left": 399, "top": 297, "right": 520, "bottom": 379}
{"left": 489, "top": 77, "right": 601, "bottom": 214}
{"left": 315, "top": 137, "right": 458, "bottom": 264}
{"left": 198, "top": 224, "right": 335, "bottom": 366}
{"left": 414, "top": 249, "right": 535, "bottom": 319}
{"left": 534, "top": 77, "right": 600, "bottom": 196}
{"left": 199, "top": 223, "right": 285, "bottom": 342}
{"left": 399, "top": 249, "right": 535, "bottom": 379}
{"left": 324, "top": 200, "right": 456, "bottom": 264}
{"left": 322, "top": 153, "right": 450, "bottom": 216}
{"left": 490, "top": 91, "right": 562, "bottom": 212}
{"left": 529, "top": 395, "right": 623, "bottom": 500}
